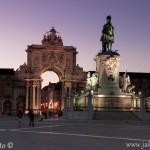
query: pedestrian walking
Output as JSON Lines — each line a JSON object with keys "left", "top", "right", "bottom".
{"left": 44, "top": 111, "right": 47, "bottom": 119}
{"left": 28, "top": 110, "right": 35, "bottom": 127}
{"left": 17, "top": 111, "right": 23, "bottom": 127}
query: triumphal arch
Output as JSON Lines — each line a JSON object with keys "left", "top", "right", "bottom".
{"left": 16, "top": 27, "right": 86, "bottom": 112}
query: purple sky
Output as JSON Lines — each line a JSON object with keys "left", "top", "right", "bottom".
{"left": 0, "top": 0, "right": 150, "bottom": 81}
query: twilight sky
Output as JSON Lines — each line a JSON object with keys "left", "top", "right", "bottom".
{"left": 0, "top": 0, "right": 150, "bottom": 80}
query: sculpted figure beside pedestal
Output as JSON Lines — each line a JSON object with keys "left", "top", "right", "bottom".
{"left": 85, "top": 72, "right": 98, "bottom": 92}
{"left": 119, "top": 72, "right": 135, "bottom": 94}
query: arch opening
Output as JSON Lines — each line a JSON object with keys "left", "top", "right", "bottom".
{"left": 41, "top": 71, "right": 62, "bottom": 113}
{"left": 41, "top": 71, "right": 59, "bottom": 88}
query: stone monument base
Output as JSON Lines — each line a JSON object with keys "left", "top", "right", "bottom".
{"left": 68, "top": 111, "right": 93, "bottom": 120}
{"left": 93, "top": 95, "right": 133, "bottom": 111}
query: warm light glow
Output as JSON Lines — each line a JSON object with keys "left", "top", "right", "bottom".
{"left": 49, "top": 99, "right": 53, "bottom": 109}
{"left": 54, "top": 102, "right": 58, "bottom": 109}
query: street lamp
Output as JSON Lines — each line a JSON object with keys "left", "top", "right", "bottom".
{"left": 138, "top": 91, "right": 145, "bottom": 120}
{"left": 138, "top": 91, "right": 141, "bottom": 96}
{"left": 131, "top": 91, "right": 135, "bottom": 111}
{"left": 91, "top": 90, "right": 94, "bottom": 95}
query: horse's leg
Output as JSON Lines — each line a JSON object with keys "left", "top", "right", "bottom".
{"left": 103, "top": 42, "right": 106, "bottom": 52}
{"left": 102, "top": 42, "right": 104, "bottom": 52}
{"left": 106, "top": 42, "right": 109, "bottom": 51}
{"left": 110, "top": 43, "right": 112, "bottom": 51}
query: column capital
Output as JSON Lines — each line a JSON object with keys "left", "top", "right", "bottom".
{"left": 26, "top": 85, "right": 30, "bottom": 88}
{"left": 36, "top": 85, "right": 41, "bottom": 88}
{"left": 32, "top": 84, "right": 36, "bottom": 87}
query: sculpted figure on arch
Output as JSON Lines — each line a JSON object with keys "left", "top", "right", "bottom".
{"left": 100, "top": 15, "right": 114, "bottom": 52}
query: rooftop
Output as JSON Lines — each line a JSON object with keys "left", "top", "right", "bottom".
{"left": 0, "top": 68, "right": 15, "bottom": 75}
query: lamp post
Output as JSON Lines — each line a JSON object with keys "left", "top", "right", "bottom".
{"left": 0, "top": 98, "right": 2, "bottom": 115}
{"left": 139, "top": 91, "right": 145, "bottom": 120}
{"left": 69, "top": 93, "right": 74, "bottom": 119}
{"left": 63, "top": 94, "right": 68, "bottom": 119}
{"left": 87, "top": 90, "right": 94, "bottom": 119}
{"left": 131, "top": 91, "right": 135, "bottom": 111}
{"left": 81, "top": 90, "right": 87, "bottom": 110}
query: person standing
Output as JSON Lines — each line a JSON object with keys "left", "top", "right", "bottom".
{"left": 28, "top": 110, "right": 35, "bottom": 127}
{"left": 17, "top": 111, "right": 23, "bottom": 127}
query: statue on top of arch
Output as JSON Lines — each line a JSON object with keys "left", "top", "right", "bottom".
{"left": 42, "top": 26, "right": 63, "bottom": 46}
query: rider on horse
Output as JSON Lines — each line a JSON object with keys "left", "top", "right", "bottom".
{"left": 100, "top": 15, "right": 114, "bottom": 53}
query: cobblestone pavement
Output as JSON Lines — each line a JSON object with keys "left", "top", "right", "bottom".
{"left": 0, "top": 116, "right": 150, "bottom": 150}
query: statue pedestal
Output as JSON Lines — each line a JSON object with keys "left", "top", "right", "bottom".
{"left": 93, "top": 95, "right": 133, "bottom": 111}
{"left": 94, "top": 51, "right": 121, "bottom": 95}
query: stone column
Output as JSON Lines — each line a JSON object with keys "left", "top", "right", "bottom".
{"left": 29, "top": 85, "right": 33, "bottom": 110}
{"left": 36, "top": 85, "right": 41, "bottom": 110}
{"left": 63, "top": 96, "right": 68, "bottom": 119}
{"left": 69, "top": 94, "right": 74, "bottom": 119}
{"left": 32, "top": 85, "right": 36, "bottom": 110}
{"left": 39, "top": 86, "right": 41, "bottom": 109}
{"left": 36, "top": 86, "right": 39, "bottom": 109}
{"left": 67, "top": 83, "right": 72, "bottom": 111}
{"left": 61, "top": 83, "right": 64, "bottom": 110}
{"left": 64, "top": 85, "right": 68, "bottom": 113}
{"left": 63, "top": 82, "right": 72, "bottom": 119}
{"left": 26, "top": 85, "right": 29, "bottom": 110}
